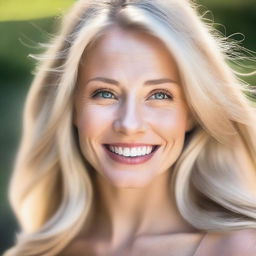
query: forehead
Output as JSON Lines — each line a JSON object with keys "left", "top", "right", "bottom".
{"left": 89, "top": 27, "right": 165, "bottom": 54}
{"left": 79, "top": 26, "right": 180, "bottom": 82}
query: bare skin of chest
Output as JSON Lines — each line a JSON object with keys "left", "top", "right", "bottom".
{"left": 61, "top": 233, "right": 204, "bottom": 256}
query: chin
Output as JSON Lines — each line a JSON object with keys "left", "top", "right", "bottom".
{"left": 103, "top": 170, "right": 156, "bottom": 188}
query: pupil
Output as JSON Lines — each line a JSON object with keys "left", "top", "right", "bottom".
{"left": 156, "top": 93, "right": 164, "bottom": 99}
{"left": 103, "top": 92, "right": 112, "bottom": 98}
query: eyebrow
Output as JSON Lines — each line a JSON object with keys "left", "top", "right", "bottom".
{"left": 85, "top": 77, "right": 178, "bottom": 86}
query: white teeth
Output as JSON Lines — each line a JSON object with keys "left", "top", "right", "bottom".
{"left": 108, "top": 145, "right": 154, "bottom": 157}
{"left": 118, "top": 147, "right": 123, "bottom": 155}
{"left": 131, "top": 148, "right": 137, "bottom": 157}
{"left": 123, "top": 147, "right": 130, "bottom": 156}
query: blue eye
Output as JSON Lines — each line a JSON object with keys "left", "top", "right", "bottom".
{"left": 92, "top": 90, "right": 116, "bottom": 99}
{"left": 91, "top": 89, "right": 173, "bottom": 101}
{"left": 149, "top": 91, "right": 173, "bottom": 100}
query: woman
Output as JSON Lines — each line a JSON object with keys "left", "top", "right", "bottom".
{"left": 4, "top": 0, "right": 256, "bottom": 255}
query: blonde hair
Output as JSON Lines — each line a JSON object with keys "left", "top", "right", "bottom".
{"left": 5, "top": 0, "right": 256, "bottom": 255}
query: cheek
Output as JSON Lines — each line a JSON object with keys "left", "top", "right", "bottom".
{"left": 76, "top": 105, "right": 113, "bottom": 138}
{"left": 145, "top": 107, "right": 188, "bottom": 137}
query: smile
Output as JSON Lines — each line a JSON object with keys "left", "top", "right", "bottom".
{"left": 103, "top": 144, "right": 160, "bottom": 165}
{"left": 107, "top": 145, "right": 156, "bottom": 157}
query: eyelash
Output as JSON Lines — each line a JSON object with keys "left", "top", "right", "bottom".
{"left": 91, "top": 88, "right": 174, "bottom": 101}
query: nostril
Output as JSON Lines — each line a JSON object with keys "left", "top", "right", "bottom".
{"left": 113, "top": 118, "right": 147, "bottom": 134}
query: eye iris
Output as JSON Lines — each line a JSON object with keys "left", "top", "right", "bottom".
{"left": 101, "top": 91, "right": 113, "bottom": 98}
{"left": 155, "top": 92, "right": 166, "bottom": 99}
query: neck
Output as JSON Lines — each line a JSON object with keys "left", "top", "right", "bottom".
{"left": 88, "top": 170, "right": 196, "bottom": 248}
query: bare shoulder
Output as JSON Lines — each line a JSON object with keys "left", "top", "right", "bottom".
{"left": 203, "top": 229, "right": 256, "bottom": 256}
{"left": 225, "top": 229, "right": 256, "bottom": 255}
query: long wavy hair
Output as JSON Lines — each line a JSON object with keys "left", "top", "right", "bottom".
{"left": 5, "top": 0, "right": 256, "bottom": 255}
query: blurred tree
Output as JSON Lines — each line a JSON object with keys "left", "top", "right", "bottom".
{"left": 0, "top": 0, "right": 74, "bottom": 21}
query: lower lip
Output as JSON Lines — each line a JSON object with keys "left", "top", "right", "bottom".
{"left": 103, "top": 146, "right": 158, "bottom": 165}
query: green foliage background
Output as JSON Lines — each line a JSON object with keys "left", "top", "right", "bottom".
{"left": 0, "top": 0, "right": 255, "bottom": 253}
{"left": 0, "top": 0, "right": 74, "bottom": 21}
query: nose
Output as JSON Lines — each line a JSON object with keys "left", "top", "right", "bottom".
{"left": 113, "top": 98, "right": 146, "bottom": 135}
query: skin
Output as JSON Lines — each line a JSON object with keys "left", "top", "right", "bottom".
{"left": 73, "top": 26, "right": 202, "bottom": 255}
{"left": 75, "top": 27, "right": 192, "bottom": 189}
{"left": 71, "top": 27, "right": 256, "bottom": 255}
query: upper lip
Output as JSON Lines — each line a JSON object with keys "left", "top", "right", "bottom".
{"left": 103, "top": 143, "right": 159, "bottom": 147}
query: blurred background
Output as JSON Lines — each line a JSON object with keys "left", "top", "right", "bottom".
{"left": 0, "top": 0, "right": 255, "bottom": 254}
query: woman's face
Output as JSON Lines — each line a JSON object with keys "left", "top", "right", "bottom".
{"left": 74, "top": 27, "right": 191, "bottom": 187}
